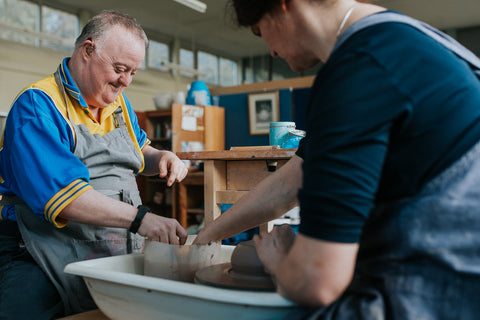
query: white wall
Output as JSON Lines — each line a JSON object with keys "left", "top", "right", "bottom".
{"left": 0, "top": 38, "right": 195, "bottom": 113}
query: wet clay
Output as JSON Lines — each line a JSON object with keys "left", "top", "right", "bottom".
{"left": 144, "top": 240, "right": 221, "bottom": 283}
{"left": 194, "top": 240, "right": 275, "bottom": 291}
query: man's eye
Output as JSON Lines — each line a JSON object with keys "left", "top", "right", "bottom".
{"left": 114, "top": 66, "right": 127, "bottom": 73}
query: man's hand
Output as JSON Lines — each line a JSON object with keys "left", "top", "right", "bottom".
{"left": 158, "top": 150, "right": 188, "bottom": 186}
{"left": 253, "top": 224, "right": 296, "bottom": 276}
{"left": 142, "top": 146, "right": 188, "bottom": 185}
{"left": 139, "top": 212, "right": 188, "bottom": 244}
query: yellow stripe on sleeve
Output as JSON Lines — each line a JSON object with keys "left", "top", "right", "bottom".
{"left": 44, "top": 179, "right": 92, "bottom": 228}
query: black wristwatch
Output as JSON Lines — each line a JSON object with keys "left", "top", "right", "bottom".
{"left": 128, "top": 205, "right": 149, "bottom": 234}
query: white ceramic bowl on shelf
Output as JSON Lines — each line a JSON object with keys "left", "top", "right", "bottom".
{"left": 153, "top": 92, "right": 173, "bottom": 110}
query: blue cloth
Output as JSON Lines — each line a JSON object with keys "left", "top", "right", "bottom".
{"left": 0, "top": 58, "right": 148, "bottom": 224}
{"left": 297, "top": 19, "right": 480, "bottom": 243}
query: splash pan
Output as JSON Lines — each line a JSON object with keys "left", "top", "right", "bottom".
{"left": 64, "top": 246, "right": 296, "bottom": 320}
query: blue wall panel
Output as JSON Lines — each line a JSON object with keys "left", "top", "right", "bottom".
{"left": 214, "top": 87, "right": 311, "bottom": 149}
{"left": 215, "top": 89, "right": 293, "bottom": 149}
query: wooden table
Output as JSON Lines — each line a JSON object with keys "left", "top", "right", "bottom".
{"left": 176, "top": 148, "right": 296, "bottom": 232}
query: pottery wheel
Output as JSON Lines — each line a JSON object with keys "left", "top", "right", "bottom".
{"left": 194, "top": 263, "right": 275, "bottom": 291}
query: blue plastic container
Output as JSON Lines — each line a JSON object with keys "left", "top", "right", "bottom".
{"left": 281, "top": 129, "right": 306, "bottom": 148}
{"left": 186, "top": 81, "right": 211, "bottom": 106}
{"left": 269, "top": 122, "right": 296, "bottom": 147}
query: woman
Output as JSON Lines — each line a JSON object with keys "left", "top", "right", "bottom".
{"left": 196, "top": 0, "right": 480, "bottom": 319}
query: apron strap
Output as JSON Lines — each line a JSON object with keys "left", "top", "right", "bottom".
{"left": 112, "top": 106, "right": 126, "bottom": 128}
{"left": 53, "top": 67, "right": 72, "bottom": 120}
{"left": 53, "top": 66, "right": 77, "bottom": 146}
{"left": 334, "top": 11, "right": 480, "bottom": 78}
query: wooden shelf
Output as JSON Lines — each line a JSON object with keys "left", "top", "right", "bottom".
{"left": 137, "top": 105, "right": 224, "bottom": 227}
{"left": 151, "top": 137, "right": 171, "bottom": 142}
{"left": 187, "top": 208, "right": 204, "bottom": 215}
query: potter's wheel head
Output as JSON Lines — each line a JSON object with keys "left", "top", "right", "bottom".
{"left": 194, "top": 263, "right": 275, "bottom": 291}
{"left": 194, "top": 240, "right": 275, "bottom": 291}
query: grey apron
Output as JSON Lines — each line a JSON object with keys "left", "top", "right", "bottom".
{"left": 288, "top": 12, "right": 480, "bottom": 320}
{"left": 295, "top": 139, "right": 480, "bottom": 320}
{"left": 11, "top": 68, "right": 145, "bottom": 315}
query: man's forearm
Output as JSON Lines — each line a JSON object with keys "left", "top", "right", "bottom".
{"left": 270, "top": 235, "right": 359, "bottom": 307}
{"left": 141, "top": 145, "right": 163, "bottom": 175}
{"left": 195, "top": 155, "right": 303, "bottom": 243}
{"left": 59, "top": 189, "right": 137, "bottom": 228}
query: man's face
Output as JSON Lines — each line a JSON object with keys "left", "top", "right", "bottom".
{"left": 252, "top": 10, "right": 320, "bottom": 72}
{"left": 82, "top": 26, "right": 145, "bottom": 108}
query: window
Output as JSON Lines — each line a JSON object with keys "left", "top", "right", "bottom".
{"left": 41, "top": 6, "right": 77, "bottom": 52}
{"left": 148, "top": 40, "right": 169, "bottom": 71}
{"left": 0, "top": 0, "right": 77, "bottom": 52}
{"left": 219, "top": 57, "right": 238, "bottom": 86}
{"left": 0, "top": 0, "right": 38, "bottom": 46}
{"left": 197, "top": 50, "right": 218, "bottom": 84}
{"left": 179, "top": 48, "right": 194, "bottom": 77}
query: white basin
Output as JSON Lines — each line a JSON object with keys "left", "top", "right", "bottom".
{"left": 64, "top": 245, "right": 297, "bottom": 320}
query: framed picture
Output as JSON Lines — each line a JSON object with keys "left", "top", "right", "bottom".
{"left": 248, "top": 91, "right": 280, "bottom": 135}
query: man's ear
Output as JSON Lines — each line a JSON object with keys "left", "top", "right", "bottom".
{"left": 86, "top": 44, "right": 94, "bottom": 55}
{"left": 83, "top": 38, "right": 95, "bottom": 57}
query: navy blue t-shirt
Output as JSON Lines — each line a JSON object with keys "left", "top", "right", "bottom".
{"left": 297, "top": 18, "right": 480, "bottom": 243}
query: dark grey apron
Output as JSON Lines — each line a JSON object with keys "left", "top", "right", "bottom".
{"left": 299, "top": 138, "right": 480, "bottom": 320}
{"left": 288, "top": 12, "right": 480, "bottom": 320}
{"left": 11, "top": 68, "right": 145, "bottom": 315}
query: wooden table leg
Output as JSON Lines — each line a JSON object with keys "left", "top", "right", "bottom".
{"left": 204, "top": 160, "right": 226, "bottom": 225}
{"left": 177, "top": 182, "right": 188, "bottom": 228}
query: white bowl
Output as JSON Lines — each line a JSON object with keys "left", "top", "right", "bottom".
{"left": 153, "top": 92, "right": 173, "bottom": 110}
{"left": 64, "top": 246, "right": 296, "bottom": 320}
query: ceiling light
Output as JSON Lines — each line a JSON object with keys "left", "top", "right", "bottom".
{"left": 173, "top": 0, "right": 207, "bottom": 13}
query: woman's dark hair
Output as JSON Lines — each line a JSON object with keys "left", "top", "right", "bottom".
{"left": 229, "top": 0, "right": 376, "bottom": 27}
{"left": 229, "top": 0, "right": 288, "bottom": 26}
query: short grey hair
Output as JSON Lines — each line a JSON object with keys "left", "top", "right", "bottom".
{"left": 74, "top": 10, "right": 148, "bottom": 49}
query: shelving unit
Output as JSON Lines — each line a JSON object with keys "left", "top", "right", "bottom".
{"left": 171, "top": 103, "right": 225, "bottom": 228}
{"left": 176, "top": 171, "right": 205, "bottom": 227}
{"left": 142, "top": 110, "right": 173, "bottom": 151}
{"left": 136, "top": 109, "right": 174, "bottom": 217}
{"left": 136, "top": 105, "right": 225, "bottom": 226}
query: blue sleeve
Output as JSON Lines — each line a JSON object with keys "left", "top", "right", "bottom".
{"left": 0, "top": 89, "right": 91, "bottom": 221}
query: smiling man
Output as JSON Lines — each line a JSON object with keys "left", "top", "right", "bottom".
{"left": 0, "top": 10, "right": 188, "bottom": 318}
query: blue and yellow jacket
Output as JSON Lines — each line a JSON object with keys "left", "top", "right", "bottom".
{"left": 0, "top": 58, "right": 149, "bottom": 227}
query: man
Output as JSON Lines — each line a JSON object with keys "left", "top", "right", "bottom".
{"left": 0, "top": 10, "right": 188, "bottom": 318}
{"left": 195, "top": 0, "right": 480, "bottom": 319}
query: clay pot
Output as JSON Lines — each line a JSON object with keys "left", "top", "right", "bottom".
{"left": 230, "top": 240, "right": 268, "bottom": 277}
{"left": 194, "top": 239, "right": 275, "bottom": 291}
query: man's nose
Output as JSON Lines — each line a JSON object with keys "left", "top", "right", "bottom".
{"left": 270, "top": 49, "right": 279, "bottom": 58}
{"left": 118, "top": 73, "right": 132, "bottom": 87}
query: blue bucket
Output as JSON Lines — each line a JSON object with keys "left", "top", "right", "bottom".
{"left": 269, "top": 122, "right": 296, "bottom": 147}
{"left": 186, "top": 81, "right": 211, "bottom": 106}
